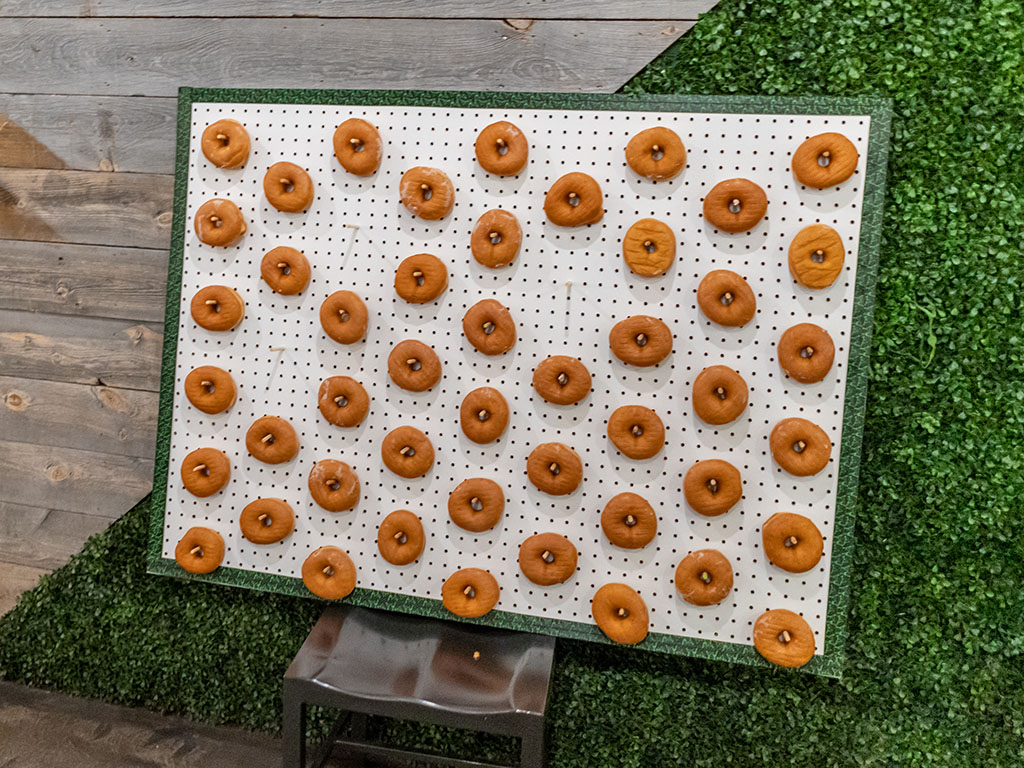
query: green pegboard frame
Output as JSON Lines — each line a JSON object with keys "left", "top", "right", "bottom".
{"left": 148, "top": 88, "right": 891, "bottom": 678}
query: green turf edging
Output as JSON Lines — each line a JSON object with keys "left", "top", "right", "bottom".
{"left": 3, "top": 0, "right": 1023, "bottom": 764}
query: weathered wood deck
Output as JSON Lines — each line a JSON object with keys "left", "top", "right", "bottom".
{"left": 0, "top": 1, "right": 715, "bottom": 612}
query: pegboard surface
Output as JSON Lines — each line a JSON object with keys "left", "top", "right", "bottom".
{"left": 150, "top": 89, "right": 891, "bottom": 676}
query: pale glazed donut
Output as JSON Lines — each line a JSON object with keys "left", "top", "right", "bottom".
{"left": 201, "top": 119, "right": 250, "bottom": 169}
{"left": 333, "top": 118, "right": 383, "bottom": 176}
{"left": 194, "top": 199, "right": 246, "bottom": 247}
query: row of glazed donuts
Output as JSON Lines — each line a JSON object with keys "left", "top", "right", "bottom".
{"left": 176, "top": 489, "right": 820, "bottom": 668}
{"left": 204, "top": 116, "right": 855, "bottom": 189}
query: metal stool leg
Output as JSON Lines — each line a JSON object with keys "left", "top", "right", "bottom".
{"left": 282, "top": 685, "right": 307, "bottom": 768}
{"left": 520, "top": 721, "right": 545, "bottom": 768}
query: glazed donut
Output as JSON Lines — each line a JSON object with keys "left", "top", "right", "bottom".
{"left": 592, "top": 583, "right": 648, "bottom": 645}
{"left": 239, "top": 498, "right": 294, "bottom": 545}
{"left": 702, "top": 179, "right": 768, "bottom": 233}
{"left": 462, "top": 299, "right": 516, "bottom": 355}
{"left": 607, "top": 405, "right": 665, "bottom": 460}
{"left": 544, "top": 172, "right": 604, "bottom": 227}
{"left": 442, "top": 568, "right": 500, "bottom": 618}
{"left": 622, "top": 218, "right": 676, "bottom": 277}
{"left": 245, "top": 416, "right": 299, "bottom": 464}
{"left": 532, "top": 355, "right": 591, "bottom": 406}
{"left": 184, "top": 365, "right": 236, "bottom": 414}
{"left": 600, "top": 493, "right": 657, "bottom": 549}
{"left": 609, "top": 315, "right": 673, "bottom": 367}
{"left": 692, "top": 366, "right": 748, "bottom": 425}
{"left": 395, "top": 253, "right": 448, "bottom": 304}
{"left": 333, "top": 118, "right": 383, "bottom": 176}
{"left": 201, "top": 119, "right": 250, "bottom": 169}
{"left": 778, "top": 323, "right": 835, "bottom": 383}
{"left": 471, "top": 210, "right": 522, "bottom": 268}
{"left": 378, "top": 509, "right": 425, "bottom": 566}
{"left": 387, "top": 339, "right": 441, "bottom": 391}
{"left": 260, "top": 246, "right": 310, "bottom": 295}
{"left": 381, "top": 425, "right": 434, "bottom": 478}
{"left": 475, "top": 121, "right": 528, "bottom": 176}
{"left": 762, "top": 512, "right": 824, "bottom": 573}
{"left": 194, "top": 199, "right": 246, "bottom": 247}
{"left": 448, "top": 478, "right": 505, "bottom": 532}
{"left": 625, "top": 127, "right": 687, "bottom": 181}
{"left": 320, "top": 290, "right": 369, "bottom": 345}
{"left": 317, "top": 376, "right": 370, "bottom": 428}
{"left": 697, "top": 270, "right": 757, "bottom": 327}
{"left": 264, "top": 161, "right": 314, "bottom": 213}
{"left": 399, "top": 167, "right": 454, "bottom": 220}
{"left": 190, "top": 285, "right": 245, "bottom": 331}
{"left": 174, "top": 527, "right": 224, "bottom": 574}
{"left": 770, "top": 418, "right": 832, "bottom": 476}
{"left": 518, "top": 533, "right": 577, "bottom": 586}
{"left": 674, "top": 550, "right": 733, "bottom": 606}
{"left": 180, "top": 447, "right": 230, "bottom": 497}
{"left": 302, "top": 546, "right": 357, "bottom": 600}
{"left": 753, "top": 609, "right": 815, "bottom": 668}
{"left": 788, "top": 224, "right": 845, "bottom": 288}
{"left": 526, "top": 442, "right": 583, "bottom": 496}
{"left": 308, "top": 459, "right": 360, "bottom": 512}
{"left": 792, "top": 132, "right": 859, "bottom": 189}
{"left": 683, "top": 459, "right": 742, "bottom": 517}
{"left": 459, "top": 387, "right": 509, "bottom": 444}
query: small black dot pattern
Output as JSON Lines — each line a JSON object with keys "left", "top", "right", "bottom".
{"left": 164, "top": 104, "right": 870, "bottom": 650}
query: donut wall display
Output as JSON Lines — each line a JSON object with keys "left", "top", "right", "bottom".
{"left": 150, "top": 90, "right": 891, "bottom": 676}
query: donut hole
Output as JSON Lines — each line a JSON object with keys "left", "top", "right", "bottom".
{"left": 258, "top": 514, "right": 273, "bottom": 528}
{"left": 210, "top": 216, "right": 223, "bottom": 229}
{"left": 566, "top": 191, "right": 581, "bottom": 208}
{"left": 642, "top": 239, "right": 657, "bottom": 254}
{"left": 350, "top": 138, "right": 365, "bottom": 153}
{"left": 699, "top": 570, "right": 714, "bottom": 585}
{"left": 411, "top": 269, "right": 426, "bottom": 286}
{"left": 728, "top": 198, "right": 743, "bottom": 214}
{"left": 495, "top": 139, "right": 509, "bottom": 156}
{"left": 463, "top": 585, "right": 477, "bottom": 599}
{"left": 277, "top": 262, "right": 292, "bottom": 276}
{"left": 205, "top": 300, "right": 222, "bottom": 313}
{"left": 556, "top": 372, "right": 570, "bottom": 386}
{"left": 634, "top": 333, "right": 648, "bottom": 348}
{"left": 792, "top": 440, "right": 807, "bottom": 454}
{"left": 419, "top": 184, "right": 433, "bottom": 201}
{"left": 279, "top": 178, "right": 295, "bottom": 194}
{"left": 476, "top": 409, "right": 490, "bottom": 422}
{"left": 817, "top": 150, "right": 832, "bottom": 167}
{"left": 705, "top": 477, "right": 720, "bottom": 494}
{"left": 548, "top": 462, "right": 562, "bottom": 476}
{"left": 650, "top": 145, "right": 665, "bottom": 162}
{"left": 334, "top": 394, "right": 349, "bottom": 408}
{"left": 630, "top": 423, "right": 644, "bottom": 437}
{"left": 482, "top": 321, "right": 496, "bottom": 336}
{"left": 326, "top": 479, "right": 341, "bottom": 491}
{"left": 469, "top": 497, "right": 483, "bottom": 512}
{"left": 622, "top": 514, "right": 638, "bottom": 528}
{"left": 810, "top": 249, "right": 827, "bottom": 264}
{"left": 406, "top": 358, "right": 422, "bottom": 372}
{"left": 778, "top": 630, "right": 794, "bottom": 644}
{"left": 800, "top": 346, "right": 816, "bottom": 359}
{"left": 719, "top": 291, "right": 734, "bottom": 306}
{"left": 399, "top": 445, "right": 416, "bottom": 458}
{"left": 193, "top": 464, "right": 211, "bottom": 477}
{"left": 489, "top": 231, "right": 503, "bottom": 245}
{"left": 713, "top": 386, "right": 728, "bottom": 401}
{"left": 200, "top": 379, "right": 216, "bottom": 394}
{"left": 783, "top": 535, "right": 800, "bottom": 548}
{"left": 392, "top": 530, "right": 408, "bottom": 545}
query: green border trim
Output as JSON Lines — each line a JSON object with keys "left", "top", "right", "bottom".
{"left": 148, "top": 88, "right": 893, "bottom": 679}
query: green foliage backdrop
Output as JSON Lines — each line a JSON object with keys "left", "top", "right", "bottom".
{"left": 2, "top": 0, "right": 1023, "bottom": 764}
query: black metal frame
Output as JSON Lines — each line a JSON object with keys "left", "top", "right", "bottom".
{"left": 282, "top": 677, "right": 547, "bottom": 768}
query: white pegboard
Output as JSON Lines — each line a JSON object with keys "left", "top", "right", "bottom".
{"left": 162, "top": 102, "right": 871, "bottom": 656}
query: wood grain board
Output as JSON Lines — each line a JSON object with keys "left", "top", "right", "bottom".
{"left": 0, "top": 0, "right": 717, "bottom": 611}
{"left": 0, "top": 681, "right": 284, "bottom": 768}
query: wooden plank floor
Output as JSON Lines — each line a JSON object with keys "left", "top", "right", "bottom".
{"left": 0, "top": 2, "right": 716, "bottom": 610}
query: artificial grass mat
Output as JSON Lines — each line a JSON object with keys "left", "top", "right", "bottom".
{"left": 3, "top": 0, "right": 1024, "bottom": 764}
